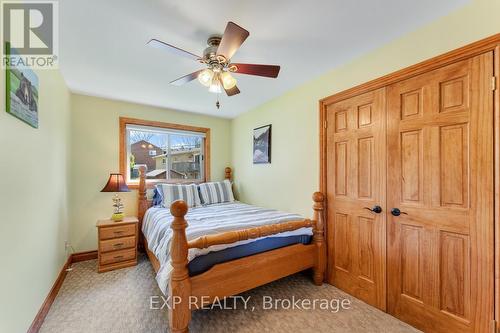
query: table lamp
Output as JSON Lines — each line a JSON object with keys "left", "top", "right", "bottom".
{"left": 101, "top": 173, "right": 130, "bottom": 221}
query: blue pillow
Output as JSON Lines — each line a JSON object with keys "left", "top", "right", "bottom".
{"left": 152, "top": 187, "right": 163, "bottom": 206}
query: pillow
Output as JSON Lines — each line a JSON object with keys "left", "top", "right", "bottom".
{"left": 156, "top": 183, "right": 201, "bottom": 208}
{"left": 152, "top": 187, "right": 163, "bottom": 207}
{"left": 198, "top": 179, "right": 235, "bottom": 205}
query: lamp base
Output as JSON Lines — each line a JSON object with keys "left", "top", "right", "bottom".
{"left": 111, "top": 213, "right": 125, "bottom": 222}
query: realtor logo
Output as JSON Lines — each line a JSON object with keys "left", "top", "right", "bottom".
{"left": 1, "top": 0, "right": 59, "bottom": 68}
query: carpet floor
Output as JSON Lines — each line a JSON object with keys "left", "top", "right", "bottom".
{"left": 39, "top": 255, "right": 420, "bottom": 333}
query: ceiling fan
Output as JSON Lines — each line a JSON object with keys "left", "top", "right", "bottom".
{"left": 147, "top": 22, "right": 280, "bottom": 101}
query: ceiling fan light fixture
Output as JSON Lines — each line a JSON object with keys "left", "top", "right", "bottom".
{"left": 220, "top": 71, "right": 237, "bottom": 89}
{"left": 208, "top": 75, "right": 222, "bottom": 94}
{"left": 198, "top": 68, "right": 214, "bottom": 87}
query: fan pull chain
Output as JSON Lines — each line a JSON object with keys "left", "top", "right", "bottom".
{"left": 216, "top": 94, "right": 221, "bottom": 109}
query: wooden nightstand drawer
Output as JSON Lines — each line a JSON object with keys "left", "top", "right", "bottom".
{"left": 97, "top": 216, "right": 139, "bottom": 273}
{"left": 100, "top": 248, "right": 136, "bottom": 265}
{"left": 99, "top": 224, "right": 135, "bottom": 240}
{"left": 100, "top": 236, "right": 136, "bottom": 253}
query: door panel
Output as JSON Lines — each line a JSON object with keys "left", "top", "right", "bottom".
{"left": 400, "top": 130, "right": 423, "bottom": 205}
{"left": 386, "top": 52, "right": 494, "bottom": 332}
{"left": 400, "top": 224, "right": 424, "bottom": 302}
{"left": 326, "top": 88, "right": 386, "bottom": 310}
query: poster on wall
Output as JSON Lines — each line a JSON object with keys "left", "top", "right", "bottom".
{"left": 253, "top": 124, "right": 271, "bottom": 164}
{"left": 5, "top": 43, "right": 39, "bottom": 128}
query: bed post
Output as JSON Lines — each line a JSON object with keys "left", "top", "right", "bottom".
{"left": 312, "top": 192, "right": 326, "bottom": 286}
{"left": 225, "top": 167, "right": 232, "bottom": 180}
{"left": 138, "top": 166, "right": 148, "bottom": 252}
{"left": 169, "top": 200, "right": 191, "bottom": 333}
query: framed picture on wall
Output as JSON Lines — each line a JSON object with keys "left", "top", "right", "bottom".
{"left": 253, "top": 124, "right": 271, "bottom": 164}
{"left": 5, "top": 42, "right": 39, "bottom": 128}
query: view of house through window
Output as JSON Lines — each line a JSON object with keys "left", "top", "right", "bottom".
{"left": 125, "top": 123, "right": 205, "bottom": 182}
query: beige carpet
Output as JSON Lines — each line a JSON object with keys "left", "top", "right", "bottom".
{"left": 39, "top": 255, "right": 420, "bottom": 333}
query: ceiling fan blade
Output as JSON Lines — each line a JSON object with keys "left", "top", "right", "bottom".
{"left": 224, "top": 85, "right": 240, "bottom": 96}
{"left": 231, "top": 63, "right": 280, "bottom": 78}
{"left": 170, "top": 70, "right": 203, "bottom": 86}
{"left": 147, "top": 39, "right": 201, "bottom": 61}
{"left": 216, "top": 22, "right": 249, "bottom": 61}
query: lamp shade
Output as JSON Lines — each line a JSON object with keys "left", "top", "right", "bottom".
{"left": 100, "top": 173, "right": 130, "bottom": 192}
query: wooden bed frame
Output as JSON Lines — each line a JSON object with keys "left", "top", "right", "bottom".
{"left": 137, "top": 166, "right": 326, "bottom": 333}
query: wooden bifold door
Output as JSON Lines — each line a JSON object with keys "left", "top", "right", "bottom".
{"left": 324, "top": 51, "right": 495, "bottom": 332}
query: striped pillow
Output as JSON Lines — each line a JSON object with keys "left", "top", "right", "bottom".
{"left": 198, "top": 180, "right": 235, "bottom": 205}
{"left": 156, "top": 183, "right": 201, "bottom": 208}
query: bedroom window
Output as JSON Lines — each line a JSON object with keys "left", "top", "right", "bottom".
{"left": 120, "top": 117, "right": 210, "bottom": 187}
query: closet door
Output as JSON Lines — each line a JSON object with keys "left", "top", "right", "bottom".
{"left": 386, "top": 52, "right": 494, "bottom": 332}
{"left": 326, "top": 88, "right": 386, "bottom": 310}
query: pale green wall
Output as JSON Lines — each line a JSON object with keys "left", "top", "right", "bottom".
{"left": 0, "top": 69, "right": 71, "bottom": 333}
{"left": 231, "top": 0, "right": 500, "bottom": 217}
{"left": 69, "top": 94, "right": 232, "bottom": 251}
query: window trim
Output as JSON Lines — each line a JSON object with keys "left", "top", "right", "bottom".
{"left": 119, "top": 117, "right": 211, "bottom": 189}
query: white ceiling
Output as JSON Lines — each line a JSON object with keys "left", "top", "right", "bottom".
{"left": 59, "top": 0, "right": 468, "bottom": 118}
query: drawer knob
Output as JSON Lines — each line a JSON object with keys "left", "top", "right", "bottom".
{"left": 114, "top": 255, "right": 124, "bottom": 259}
{"left": 113, "top": 243, "right": 124, "bottom": 247}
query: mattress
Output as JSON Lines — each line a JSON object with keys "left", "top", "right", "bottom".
{"left": 142, "top": 201, "right": 312, "bottom": 295}
{"left": 188, "top": 235, "right": 312, "bottom": 276}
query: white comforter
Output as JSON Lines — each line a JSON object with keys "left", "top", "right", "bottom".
{"left": 142, "top": 201, "right": 311, "bottom": 295}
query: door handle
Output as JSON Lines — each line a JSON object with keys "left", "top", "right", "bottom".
{"left": 364, "top": 205, "right": 382, "bottom": 214}
{"left": 391, "top": 208, "right": 408, "bottom": 216}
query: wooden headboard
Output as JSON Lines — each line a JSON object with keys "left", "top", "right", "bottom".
{"left": 137, "top": 166, "right": 233, "bottom": 248}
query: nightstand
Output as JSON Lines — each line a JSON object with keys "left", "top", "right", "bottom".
{"left": 96, "top": 216, "right": 139, "bottom": 273}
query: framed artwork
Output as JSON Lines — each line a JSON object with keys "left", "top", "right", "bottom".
{"left": 5, "top": 42, "right": 39, "bottom": 128}
{"left": 253, "top": 124, "right": 271, "bottom": 164}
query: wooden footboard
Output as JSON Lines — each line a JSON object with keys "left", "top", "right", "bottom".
{"left": 137, "top": 167, "right": 326, "bottom": 333}
{"left": 168, "top": 193, "right": 325, "bottom": 333}
{"left": 190, "top": 243, "right": 316, "bottom": 307}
